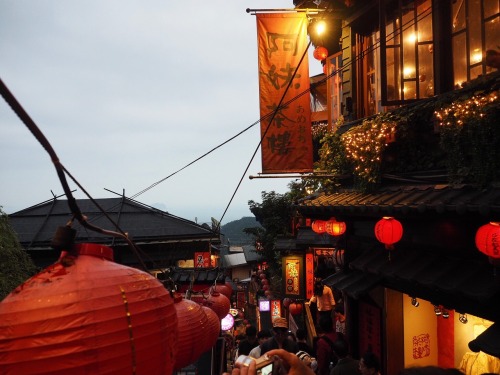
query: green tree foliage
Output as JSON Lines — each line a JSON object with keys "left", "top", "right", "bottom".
{"left": 0, "top": 207, "right": 37, "bottom": 301}
{"left": 245, "top": 191, "right": 294, "bottom": 275}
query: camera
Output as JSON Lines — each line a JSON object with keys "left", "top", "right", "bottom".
{"left": 235, "top": 355, "right": 274, "bottom": 375}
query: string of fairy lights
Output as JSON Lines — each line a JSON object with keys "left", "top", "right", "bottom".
{"left": 434, "top": 90, "right": 499, "bottom": 127}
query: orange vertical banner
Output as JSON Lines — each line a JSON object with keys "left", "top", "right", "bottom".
{"left": 256, "top": 13, "right": 313, "bottom": 173}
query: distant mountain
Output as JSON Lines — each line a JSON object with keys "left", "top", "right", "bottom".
{"left": 220, "top": 216, "right": 262, "bottom": 246}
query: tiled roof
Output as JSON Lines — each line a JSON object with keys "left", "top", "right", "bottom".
{"left": 295, "top": 184, "right": 500, "bottom": 217}
{"left": 9, "top": 197, "right": 219, "bottom": 249}
{"left": 324, "top": 247, "right": 500, "bottom": 322}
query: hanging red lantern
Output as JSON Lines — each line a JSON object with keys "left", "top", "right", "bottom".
{"left": 283, "top": 298, "right": 292, "bottom": 308}
{"left": 326, "top": 218, "right": 347, "bottom": 236}
{"left": 0, "top": 243, "right": 178, "bottom": 374}
{"left": 260, "top": 272, "right": 267, "bottom": 279}
{"left": 289, "top": 302, "right": 303, "bottom": 315}
{"left": 261, "top": 278, "right": 269, "bottom": 286}
{"left": 312, "top": 220, "right": 327, "bottom": 234}
{"left": 173, "top": 294, "right": 209, "bottom": 370}
{"left": 313, "top": 46, "right": 329, "bottom": 61}
{"left": 374, "top": 217, "right": 403, "bottom": 249}
{"left": 475, "top": 222, "right": 500, "bottom": 262}
{"left": 202, "top": 306, "right": 221, "bottom": 350}
{"left": 264, "top": 290, "right": 272, "bottom": 297}
{"left": 206, "top": 292, "right": 231, "bottom": 320}
{"left": 211, "top": 283, "right": 232, "bottom": 299}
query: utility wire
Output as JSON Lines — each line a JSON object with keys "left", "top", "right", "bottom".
{"left": 128, "top": 5, "right": 432, "bottom": 209}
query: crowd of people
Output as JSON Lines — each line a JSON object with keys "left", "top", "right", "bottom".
{"left": 224, "top": 264, "right": 470, "bottom": 375}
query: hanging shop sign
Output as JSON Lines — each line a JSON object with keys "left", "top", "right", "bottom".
{"left": 282, "top": 255, "right": 305, "bottom": 299}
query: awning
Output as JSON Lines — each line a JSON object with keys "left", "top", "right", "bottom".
{"left": 346, "top": 248, "right": 500, "bottom": 321}
{"left": 323, "top": 270, "right": 382, "bottom": 299}
{"left": 469, "top": 323, "right": 500, "bottom": 359}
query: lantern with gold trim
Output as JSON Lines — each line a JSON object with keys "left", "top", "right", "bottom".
{"left": 173, "top": 294, "right": 209, "bottom": 370}
{"left": 0, "top": 243, "right": 178, "bottom": 374}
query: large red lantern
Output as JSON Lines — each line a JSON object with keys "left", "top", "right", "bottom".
{"left": 283, "top": 298, "right": 292, "bottom": 308}
{"left": 374, "top": 217, "right": 403, "bottom": 249}
{"left": 475, "top": 222, "right": 500, "bottom": 262}
{"left": 312, "top": 220, "right": 327, "bottom": 234}
{"left": 173, "top": 295, "right": 209, "bottom": 370}
{"left": 206, "top": 292, "right": 231, "bottom": 320}
{"left": 313, "top": 46, "right": 329, "bottom": 61}
{"left": 211, "top": 282, "right": 233, "bottom": 299}
{"left": 326, "top": 218, "right": 347, "bottom": 236}
{"left": 202, "top": 306, "right": 220, "bottom": 350}
{"left": 0, "top": 243, "right": 178, "bottom": 374}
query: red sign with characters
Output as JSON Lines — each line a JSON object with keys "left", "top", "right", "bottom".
{"left": 194, "top": 252, "right": 210, "bottom": 268}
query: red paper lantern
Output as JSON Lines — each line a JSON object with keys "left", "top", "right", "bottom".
{"left": 326, "top": 218, "right": 347, "bottom": 236}
{"left": 313, "top": 46, "right": 329, "bottom": 61}
{"left": 173, "top": 295, "right": 209, "bottom": 370}
{"left": 475, "top": 222, "right": 500, "bottom": 259}
{"left": 374, "top": 217, "right": 403, "bottom": 247}
{"left": 261, "top": 279, "right": 269, "bottom": 286}
{"left": 0, "top": 243, "right": 178, "bottom": 374}
{"left": 259, "top": 273, "right": 267, "bottom": 279}
{"left": 211, "top": 283, "right": 233, "bottom": 299}
{"left": 283, "top": 298, "right": 292, "bottom": 308}
{"left": 312, "top": 220, "right": 327, "bottom": 234}
{"left": 206, "top": 292, "right": 230, "bottom": 320}
{"left": 202, "top": 306, "right": 220, "bottom": 350}
{"left": 289, "top": 302, "right": 303, "bottom": 315}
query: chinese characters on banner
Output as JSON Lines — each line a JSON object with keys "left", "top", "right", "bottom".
{"left": 305, "top": 253, "right": 314, "bottom": 299}
{"left": 283, "top": 256, "right": 304, "bottom": 298}
{"left": 358, "top": 301, "right": 382, "bottom": 360}
{"left": 194, "top": 252, "right": 210, "bottom": 268}
{"left": 256, "top": 13, "right": 313, "bottom": 173}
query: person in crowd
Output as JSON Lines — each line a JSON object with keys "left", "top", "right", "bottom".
{"left": 296, "top": 328, "right": 314, "bottom": 356}
{"left": 236, "top": 325, "right": 259, "bottom": 358}
{"left": 248, "top": 329, "right": 272, "bottom": 358}
{"left": 260, "top": 317, "right": 299, "bottom": 356}
{"left": 224, "top": 348, "right": 316, "bottom": 375}
{"left": 310, "top": 280, "right": 336, "bottom": 321}
{"left": 334, "top": 304, "right": 346, "bottom": 336}
{"left": 359, "top": 352, "right": 381, "bottom": 375}
{"left": 297, "top": 350, "right": 319, "bottom": 373}
{"left": 330, "top": 337, "right": 359, "bottom": 375}
{"left": 316, "top": 315, "right": 339, "bottom": 375}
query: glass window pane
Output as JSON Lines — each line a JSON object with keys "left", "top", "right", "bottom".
{"left": 483, "top": 0, "right": 499, "bottom": 19}
{"left": 418, "top": 44, "right": 434, "bottom": 97}
{"left": 404, "top": 80, "right": 417, "bottom": 100}
{"left": 453, "top": 32, "right": 467, "bottom": 89}
{"left": 452, "top": 0, "right": 467, "bottom": 32}
{"left": 417, "top": 0, "right": 433, "bottom": 42}
{"left": 386, "top": 46, "right": 401, "bottom": 101}
{"left": 468, "top": 0, "right": 483, "bottom": 64}
{"left": 485, "top": 16, "right": 500, "bottom": 51}
{"left": 470, "top": 64, "right": 483, "bottom": 80}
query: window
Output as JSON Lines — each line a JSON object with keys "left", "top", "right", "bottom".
{"left": 451, "top": 0, "right": 500, "bottom": 88}
{"left": 381, "top": 0, "right": 434, "bottom": 104}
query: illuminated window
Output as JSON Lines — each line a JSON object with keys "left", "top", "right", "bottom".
{"left": 451, "top": 0, "right": 500, "bottom": 89}
{"left": 381, "top": 0, "right": 434, "bottom": 104}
